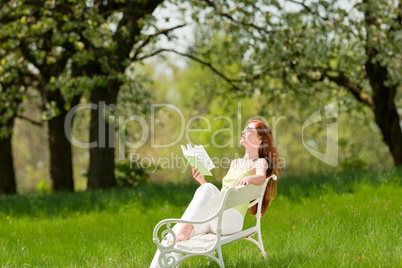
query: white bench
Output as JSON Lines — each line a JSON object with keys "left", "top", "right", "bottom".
{"left": 152, "top": 175, "right": 277, "bottom": 267}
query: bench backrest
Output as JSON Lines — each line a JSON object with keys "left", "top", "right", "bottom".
{"left": 223, "top": 184, "right": 263, "bottom": 210}
{"left": 223, "top": 175, "right": 276, "bottom": 211}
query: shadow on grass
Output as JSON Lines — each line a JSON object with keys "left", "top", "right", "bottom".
{"left": 0, "top": 182, "right": 199, "bottom": 219}
{"left": 0, "top": 168, "right": 400, "bottom": 219}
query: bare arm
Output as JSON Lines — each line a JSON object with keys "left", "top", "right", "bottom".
{"left": 236, "top": 158, "right": 268, "bottom": 186}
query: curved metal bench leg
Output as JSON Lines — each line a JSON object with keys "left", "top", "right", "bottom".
{"left": 258, "top": 230, "right": 267, "bottom": 259}
{"left": 217, "top": 247, "right": 225, "bottom": 268}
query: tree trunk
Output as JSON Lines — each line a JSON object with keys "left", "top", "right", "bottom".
{"left": 372, "top": 101, "right": 402, "bottom": 166}
{"left": 366, "top": 59, "right": 402, "bottom": 166}
{"left": 48, "top": 109, "right": 75, "bottom": 192}
{"left": 87, "top": 85, "right": 119, "bottom": 189}
{"left": 0, "top": 118, "right": 17, "bottom": 195}
{"left": 45, "top": 89, "right": 81, "bottom": 192}
{"left": 363, "top": 0, "right": 402, "bottom": 167}
{"left": 85, "top": 0, "right": 163, "bottom": 189}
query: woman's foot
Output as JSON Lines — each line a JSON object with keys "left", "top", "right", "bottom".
{"left": 176, "top": 224, "right": 194, "bottom": 242}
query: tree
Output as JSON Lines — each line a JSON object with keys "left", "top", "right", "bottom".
{"left": 1, "top": 0, "right": 88, "bottom": 191}
{"left": 83, "top": 0, "right": 162, "bottom": 189}
{"left": 0, "top": 48, "right": 38, "bottom": 194}
{"left": 0, "top": 74, "right": 23, "bottom": 195}
{"left": 0, "top": 87, "right": 19, "bottom": 195}
{"left": 185, "top": 0, "right": 402, "bottom": 166}
{"left": 70, "top": 0, "right": 188, "bottom": 189}
{"left": 1, "top": 0, "right": 187, "bottom": 191}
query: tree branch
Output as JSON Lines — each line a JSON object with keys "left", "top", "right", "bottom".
{"left": 289, "top": 60, "right": 373, "bottom": 106}
{"left": 202, "top": 0, "right": 276, "bottom": 35}
{"left": 323, "top": 69, "right": 373, "bottom": 107}
{"left": 16, "top": 115, "right": 42, "bottom": 126}
{"left": 152, "top": 24, "right": 187, "bottom": 38}
{"left": 136, "top": 48, "right": 243, "bottom": 91}
{"left": 132, "top": 23, "right": 187, "bottom": 61}
{"left": 285, "top": 0, "right": 329, "bottom": 21}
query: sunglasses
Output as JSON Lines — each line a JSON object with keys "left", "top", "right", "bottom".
{"left": 244, "top": 126, "right": 256, "bottom": 133}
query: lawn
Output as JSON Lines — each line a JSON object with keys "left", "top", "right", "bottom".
{"left": 0, "top": 168, "right": 401, "bottom": 267}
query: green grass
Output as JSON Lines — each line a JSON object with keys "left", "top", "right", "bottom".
{"left": 0, "top": 168, "right": 401, "bottom": 267}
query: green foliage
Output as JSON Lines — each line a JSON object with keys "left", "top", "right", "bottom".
{"left": 35, "top": 180, "right": 51, "bottom": 194}
{"left": 1, "top": 0, "right": 163, "bottom": 122}
{"left": 0, "top": 41, "right": 29, "bottom": 138}
{"left": 184, "top": 0, "right": 401, "bottom": 165}
{"left": 338, "top": 138, "right": 368, "bottom": 170}
{"left": 115, "top": 161, "right": 152, "bottom": 187}
{"left": 187, "top": 0, "right": 401, "bottom": 99}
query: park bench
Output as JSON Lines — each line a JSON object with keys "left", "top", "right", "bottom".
{"left": 152, "top": 174, "right": 277, "bottom": 267}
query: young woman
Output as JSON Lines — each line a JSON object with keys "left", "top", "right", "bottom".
{"left": 151, "top": 119, "right": 280, "bottom": 267}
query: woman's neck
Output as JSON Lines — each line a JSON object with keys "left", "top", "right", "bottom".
{"left": 243, "top": 150, "right": 259, "bottom": 161}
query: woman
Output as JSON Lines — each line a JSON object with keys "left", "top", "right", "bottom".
{"left": 151, "top": 119, "right": 280, "bottom": 267}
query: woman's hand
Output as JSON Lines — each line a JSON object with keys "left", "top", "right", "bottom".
{"left": 192, "top": 167, "right": 207, "bottom": 185}
{"left": 236, "top": 176, "right": 252, "bottom": 186}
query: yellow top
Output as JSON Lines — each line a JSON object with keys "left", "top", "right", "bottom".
{"left": 221, "top": 160, "right": 256, "bottom": 217}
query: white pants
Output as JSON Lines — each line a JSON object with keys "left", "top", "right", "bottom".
{"left": 150, "top": 183, "right": 244, "bottom": 268}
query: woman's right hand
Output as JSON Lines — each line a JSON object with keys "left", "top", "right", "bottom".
{"left": 192, "top": 167, "right": 207, "bottom": 185}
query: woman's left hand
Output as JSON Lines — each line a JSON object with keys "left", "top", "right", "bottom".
{"left": 236, "top": 177, "right": 251, "bottom": 186}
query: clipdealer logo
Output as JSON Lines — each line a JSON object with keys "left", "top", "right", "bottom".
{"left": 64, "top": 101, "right": 338, "bottom": 169}
{"left": 302, "top": 101, "right": 338, "bottom": 167}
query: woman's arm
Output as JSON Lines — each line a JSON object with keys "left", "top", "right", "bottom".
{"left": 236, "top": 158, "right": 268, "bottom": 186}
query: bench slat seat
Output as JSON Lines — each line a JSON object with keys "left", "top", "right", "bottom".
{"left": 176, "top": 226, "right": 258, "bottom": 252}
{"left": 152, "top": 175, "right": 277, "bottom": 268}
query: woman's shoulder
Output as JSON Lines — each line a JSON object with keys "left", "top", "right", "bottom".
{"left": 230, "top": 158, "right": 239, "bottom": 167}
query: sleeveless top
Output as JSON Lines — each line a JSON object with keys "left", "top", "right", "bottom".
{"left": 221, "top": 159, "right": 257, "bottom": 218}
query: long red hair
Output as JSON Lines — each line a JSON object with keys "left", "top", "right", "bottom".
{"left": 248, "top": 119, "right": 281, "bottom": 217}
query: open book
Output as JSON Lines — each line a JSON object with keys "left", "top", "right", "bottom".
{"left": 181, "top": 143, "right": 215, "bottom": 176}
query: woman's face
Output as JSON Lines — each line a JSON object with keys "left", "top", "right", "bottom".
{"left": 240, "top": 123, "right": 261, "bottom": 148}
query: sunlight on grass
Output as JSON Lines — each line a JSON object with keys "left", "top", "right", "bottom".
{"left": 0, "top": 169, "right": 401, "bottom": 267}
